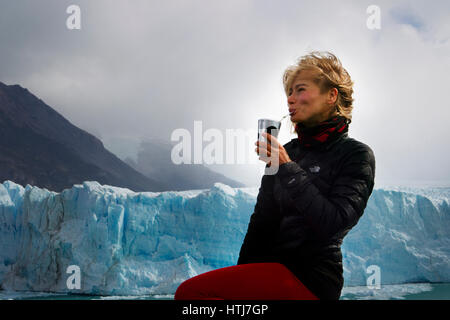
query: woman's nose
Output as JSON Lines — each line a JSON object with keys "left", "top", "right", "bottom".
{"left": 287, "top": 94, "right": 295, "bottom": 105}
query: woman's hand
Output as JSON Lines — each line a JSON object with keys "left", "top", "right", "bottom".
{"left": 255, "top": 132, "right": 292, "bottom": 167}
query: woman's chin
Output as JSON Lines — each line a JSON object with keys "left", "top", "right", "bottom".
{"left": 292, "top": 116, "right": 306, "bottom": 124}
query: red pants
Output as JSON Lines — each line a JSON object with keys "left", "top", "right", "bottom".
{"left": 174, "top": 263, "right": 318, "bottom": 300}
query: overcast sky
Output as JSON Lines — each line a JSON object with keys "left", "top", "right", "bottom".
{"left": 1, "top": 0, "right": 449, "bottom": 187}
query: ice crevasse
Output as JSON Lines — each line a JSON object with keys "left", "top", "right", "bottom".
{"left": 0, "top": 180, "right": 449, "bottom": 295}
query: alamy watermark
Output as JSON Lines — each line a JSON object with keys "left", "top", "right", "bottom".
{"left": 66, "top": 265, "right": 81, "bottom": 290}
{"left": 366, "top": 265, "right": 381, "bottom": 289}
{"left": 66, "top": 5, "right": 81, "bottom": 30}
{"left": 170, "top": 121, "right": 280, "bottom": 175}
{"left": 366, "top": 5, "right": 381, "bottom": 30}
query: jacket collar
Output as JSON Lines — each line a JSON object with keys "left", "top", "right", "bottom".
{"left": 286, "top": 132, "right": 349, "bottom": 157}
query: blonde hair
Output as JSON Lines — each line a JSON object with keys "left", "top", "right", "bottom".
{"left": 282, "top": 51, "right": 354, "bottom": 132}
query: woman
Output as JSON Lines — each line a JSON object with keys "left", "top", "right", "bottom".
{"left": 175, "top": 51, "right": 375, "bottom": 300}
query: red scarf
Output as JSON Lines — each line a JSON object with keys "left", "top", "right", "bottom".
{"left": 294, "top": 115, "right": 350, "bottom": 147}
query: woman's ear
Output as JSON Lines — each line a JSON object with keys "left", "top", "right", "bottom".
{"left": 327, "top": 88, "right": 338, "bottom": 105}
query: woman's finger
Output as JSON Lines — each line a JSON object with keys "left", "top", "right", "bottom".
{"left": 262, "top": 132, "right": 279, "bottom": 148}
{"left": 256, "top": 140, "right": 269, "bottom": 148}
{"left": 256, "top": 141, "right": 276, "bottom": 153}
{"left": 256, "top": 147, "right": 271, "bottom": 156}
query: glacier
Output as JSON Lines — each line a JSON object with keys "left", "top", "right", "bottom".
{"left": 0, "top": 180, "right": 449, "bottom": 296}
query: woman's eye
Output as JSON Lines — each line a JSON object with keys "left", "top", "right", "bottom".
{"left": 297, "top": 88, "right": 304, "bottom": 92}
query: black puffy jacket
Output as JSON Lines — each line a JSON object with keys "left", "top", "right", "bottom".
{"left": 237, "top": 131, "right": 376, "bottom": 300}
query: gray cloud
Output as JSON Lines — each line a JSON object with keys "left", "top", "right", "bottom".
{"left": 1, "top": 0, "right": 449, "bottom": 187}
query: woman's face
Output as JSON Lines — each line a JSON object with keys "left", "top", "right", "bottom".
{"left": 287, "top": 71, "right": 337, "bottom": 127}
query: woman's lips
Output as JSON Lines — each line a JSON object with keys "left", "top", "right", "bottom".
{"left": 289, "top": 109, "right": 296, "bottom": 116}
